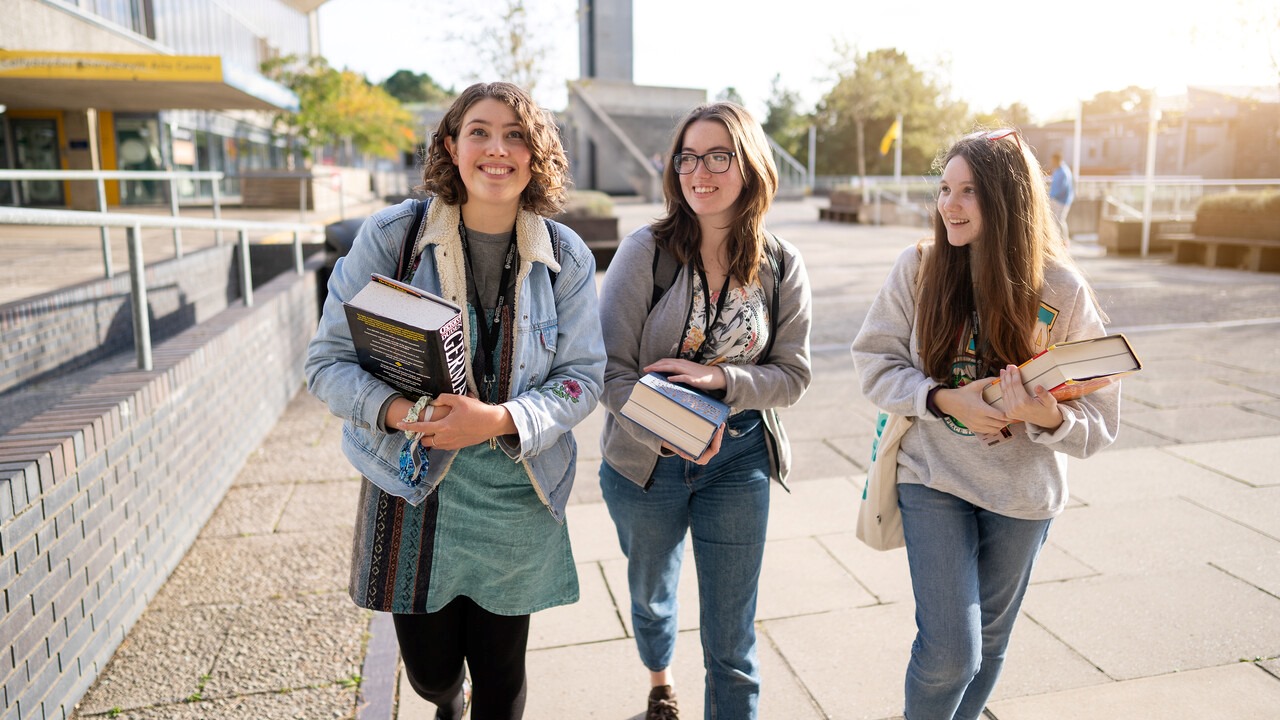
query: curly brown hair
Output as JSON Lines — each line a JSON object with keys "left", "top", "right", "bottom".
{"left": 418, "top": 82, "right": 570, "bottom": 217}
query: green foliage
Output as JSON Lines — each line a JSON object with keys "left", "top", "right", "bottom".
{"left": 972, "top": 102, "right": 1033, "bottom": 130}
{"left": 561, "top": 190, "right": 615, "bottom": 217}
{"left": 763, "top": 74, "right": 810, "bottom": 167}
{"left": 716, "top": 87, "right": 746, "bottom": 106}
{"left": 381, "top": 70, "right": 454, "bottom": 106}
{"left": 262, "top": 55, "right": 417, "bottom": 161}
{"left": 813, "top": 47, "right": 969, "bottom": 177}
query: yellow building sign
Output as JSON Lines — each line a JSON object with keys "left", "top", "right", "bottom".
{"left": 0, "top": 51, "right": 224, "bottom": 83}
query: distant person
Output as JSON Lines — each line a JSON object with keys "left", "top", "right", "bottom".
{"left": 851, "top": 128, "right": 1120, "bottom": 720}
{"left": 596, "top": 102, "right": 813, "bottom": 719}
{"left": 306, "top": 81, "right": 605, "bottom": 720}
{"left": 1048, "top": 151, "right": 1074, "bottom": 243}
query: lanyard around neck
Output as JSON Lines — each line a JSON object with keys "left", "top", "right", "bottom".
{"left": 692, "top": 266, "right": 732, "bottom": 364}
{"left": 458, "top": 222, "right": 518, "bottom": 400}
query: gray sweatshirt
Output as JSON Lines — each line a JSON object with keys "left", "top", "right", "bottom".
{"left": 850, "top": 244, "right": 1120, "bottom": 520}
{"left": 598, "top": 225, "right": 813, "bottom": 488}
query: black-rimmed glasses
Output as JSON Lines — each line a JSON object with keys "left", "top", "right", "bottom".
{"left": 673, "top": 151, "right": 737, "bottom": 175}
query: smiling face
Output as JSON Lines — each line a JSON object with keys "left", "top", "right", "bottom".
{"left": 443, "top": 97, "right": 533, "bottom": 220}
{"left": 937, "top": 155, "right": 983, "bottom": 248}
{"left": 678, "top": 119, "right": 744, "bottom": 230}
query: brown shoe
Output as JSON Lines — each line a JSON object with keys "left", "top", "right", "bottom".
{"left": 647, "top": 684, "right": 679, "bottom": 720}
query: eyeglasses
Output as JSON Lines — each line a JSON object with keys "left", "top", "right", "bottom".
{"left": 972, "top": 128, "right": 1023, "bottom": 150}
{"left": 672, "top": 151, "right": 737, "bottom": 175}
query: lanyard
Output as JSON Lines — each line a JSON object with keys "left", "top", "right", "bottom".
{"left": 458, "top": 222, "right": 518, "bottom": 401}
{"left": 691, "top": 266, "right": 732, "bottom": 364}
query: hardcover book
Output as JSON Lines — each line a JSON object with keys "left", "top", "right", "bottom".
{"left": 342, "top": 273, "right": 468, "bottom": 399}
{"left": 620, "top": 372, "right": 731, "bottom": 458}
{"left": 981, "top": 333, "right": 1142, "bottom": 411}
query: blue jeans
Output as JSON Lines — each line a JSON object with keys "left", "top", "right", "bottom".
{"left": 600, "top": 410, "right": 770, "bottom": 720}
{"left": 898, "top": 482, "right": 1052, "bottom": 720}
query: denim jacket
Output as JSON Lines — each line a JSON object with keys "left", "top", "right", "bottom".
{"left": 305, "top": 199, "right": 605, "bottom": 521}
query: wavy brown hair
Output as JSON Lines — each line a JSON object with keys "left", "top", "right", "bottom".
{"left": 418, "top": 82, "right": 570, "bottom": 217}
{"left": 916, "top": 129, "right": 1075, "bottom": 381}
{"left": 650, "top": 102, "right": 779, "bottom": 285}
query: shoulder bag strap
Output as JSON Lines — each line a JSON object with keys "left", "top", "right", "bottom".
{"left": 396, "top": 198, "right": 430, "bottom": 282}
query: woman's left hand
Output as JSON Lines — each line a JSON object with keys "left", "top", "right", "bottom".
{"left": 998, "top": 365, "right": 1064, "bottom": 430}
{"left": 643, "top": 358, "right": 726, "bottom": 391}
{"left": 404, "top": 393, "right": 517, "bottom": 451}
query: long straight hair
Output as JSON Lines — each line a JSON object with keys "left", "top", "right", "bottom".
{"left": 650, "top": 102, "right": 779, "bottom": 285}
{"left": 916, "top": 130, "right": 1074, "bottom": 380}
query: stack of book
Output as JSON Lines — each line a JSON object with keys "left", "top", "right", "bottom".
{"left": 621, "top": 372, "right": 730, "bottom": 457}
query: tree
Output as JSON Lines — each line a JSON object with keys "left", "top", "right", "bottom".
{"left": 381, "top": 70, "right": 455, "bottom": 106}
{"left": 262, "top": 55, "right": 416, "bottom": 164}
{"left": 716, "top": 86, "right": 746, "bottom": 106}
{"left": 972, "top": 102, "right": 1033, "bottom": 130}
{"left": 813, "top": 47, "right": 967, "bottom": 178}
{"left": 451, "top": 0, "right": 554, "bottom": 97}
{"left": 762, "top": 74, "right": 810, "bottom": 167}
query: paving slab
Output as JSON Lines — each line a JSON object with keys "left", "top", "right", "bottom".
{"left": 986, "top": 662, "right": 1280, "bottom": 720}
{"left": 201, "top": 484, "right": 293, "bottom": 537}
{"left": 74, "top": 604, "right": 238, "bottom": 714}
{"left": 764, "top": 603, "right": 915, "bottom": 720}
{"left": 75, "top": 683, "right": 359, "bottom": 720}
{"left": 1048, "top": 497, "right": 1273, "bottom": 575}
{"left": 1244, "top": 399, "right": 1280, "bottom": 420}
{"left": 986, "top": 613, "right": 1110, "bottom": 702}
{"left": 1065, "top": 446, "right": 1251, "bottom": 505}
{"left": 1122, "top": 404, "right": 1280, "bottom": 443}
{"left": 1182, "top": 486, "right": 1280, "bottom": 540}
{"left": 1021, "top": 565, "right": 1280, "bottom": 680}
{"left": 1163, "top": 436, "right": 1280, "bottom": 487}
{"left": 529, "top": 561, "right": 628, "bottom": 650}
{"left": 767, "top": 475, "right": 863, "bottom": 541}
{"left": 1029, "top": 541, "right": 1099, "bottom": 584}
{"left": 757, "top": 536, "right": 878, "bottom": 617}
{"left": 1209, "top": 544, "right": 1280, "bottom": 598}
{"left": 1119, "top": 377, "right": 1275, "bottom": 409}
{"left": 275, "top": 478, "right": 361, "bottom": 533}
{"left": 1105, "top": 421, "right": 1174, "bottom": 450}
{"left": 201, "top": 594, "right": 368, "bottom": 699}
{"left": 816, "top": 531, "right": 913, "bottom": 606}
{"left": 565, "top": 499, "right": 624, "bottom": 563}
{"left": 150, "top": 529, "right": 351, "bottom": 608}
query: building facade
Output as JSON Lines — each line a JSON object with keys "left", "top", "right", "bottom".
{"left": 0, "top": 0, "right": 322, "bottom": 209}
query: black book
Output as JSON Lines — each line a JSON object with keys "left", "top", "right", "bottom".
{"left": 342, "top": 273, "right": 468, "bottom": 398}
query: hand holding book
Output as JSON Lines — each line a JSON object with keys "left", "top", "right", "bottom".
{"left": 995, "top": 365, "right": 1063, "bottom": 430}
{"left": 662, "top": 423, "right": 726, "bottom": 465}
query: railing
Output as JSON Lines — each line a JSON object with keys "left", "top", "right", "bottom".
{"left": 0, "top": 169, "right": 227, "bottom": 275}
{"left": 766, "top": 137, "right": 810, "bottom": 196}
{"left": 568, "top": 83, "right": 663, "bottom": 202}
{"left": 0, "top": 206, "right": 322, "bottom": 371}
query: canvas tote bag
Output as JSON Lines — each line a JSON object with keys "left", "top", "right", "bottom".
{"left": 855, "top": 410, "right": 912, "bottom": 550}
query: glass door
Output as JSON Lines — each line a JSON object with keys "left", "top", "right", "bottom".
{"left": 12, "top": 119, "right": 64, "bottom": 206}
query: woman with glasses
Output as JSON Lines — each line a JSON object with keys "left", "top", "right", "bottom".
{"left": 597, "top": 102, "right": 813, "bottom": 720}
{"left": 851, "top": 129, "right": 1119, "bottom": 720}
{"left": 306, "top": 82, "right": 605, "bottom": 720}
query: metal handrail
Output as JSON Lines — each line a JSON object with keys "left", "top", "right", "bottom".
{"left": 0, "top": 206, "right": 323, "bottom": 372}
{"left": 0, "top": 168, "right": 230, "bottom": 271}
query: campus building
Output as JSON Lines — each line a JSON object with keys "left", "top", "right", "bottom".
{"left": 0, "top": 0, "right": 323, "bottom": 209}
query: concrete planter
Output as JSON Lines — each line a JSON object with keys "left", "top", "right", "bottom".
{"left": 557, "top": 214, "right": 620, "bottom": 269}
{"left": 1098, "top": 217, "right": 1176, "bottom": 255}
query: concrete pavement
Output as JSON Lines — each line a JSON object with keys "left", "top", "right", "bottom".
{"left": 55, "top": 198, "right": 1280, "bottom": 719}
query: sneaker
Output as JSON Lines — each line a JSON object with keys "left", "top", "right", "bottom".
{"left": 646, "top": 684, "right": 679, "bottom": 720}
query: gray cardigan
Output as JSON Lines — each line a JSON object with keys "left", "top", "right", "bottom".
{"left": 598, "top": 225, "right": 813, "bottom": 488}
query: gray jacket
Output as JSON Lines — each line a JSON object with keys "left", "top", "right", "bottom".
{"left": 850, "top": 244, "right": 1120, "bottom": 520}
{"left": 598, "top": 225, "right": 813, "bottom": 488}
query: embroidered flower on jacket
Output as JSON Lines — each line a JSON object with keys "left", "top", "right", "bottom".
{"left": 550, "top": 379, "right": 583, "bottom": 402}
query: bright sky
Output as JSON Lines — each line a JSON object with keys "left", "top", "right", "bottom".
{"left": 318, "top": 0, "right": 1278, "bottom": 123}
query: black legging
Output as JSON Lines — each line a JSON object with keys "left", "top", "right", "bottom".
{"left": 393, "top": 596, "right": 530, "bottom": 720}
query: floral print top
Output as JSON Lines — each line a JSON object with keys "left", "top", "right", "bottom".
{"left": 679, "top": 272, "right": 770, "bottom": 367}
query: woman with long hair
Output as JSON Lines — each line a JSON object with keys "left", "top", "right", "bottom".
{"left": 597, "top": 102, "right": 813, "bottom": 719}
{"left": 851, "top": 129, "right": 1120, "bottom": 719}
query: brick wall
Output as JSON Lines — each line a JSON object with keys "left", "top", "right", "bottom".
{"left": 0, "top": 263, "right": 319, "bottom": 720}
{"left": 0, "top": 246, "right": 240, "bottom": 396}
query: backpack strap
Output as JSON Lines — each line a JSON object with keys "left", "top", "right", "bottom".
{"left": 649, "top": 242, "right": 681, "bottom": 310}
{"left": 760, "top": 233, "right": 785, "bottom": 363}
{"left": 396, "top": 198, "right": 430, "bottom": 282}
{"left": 544, "top": 218, "right": 561, "bottom": 287}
